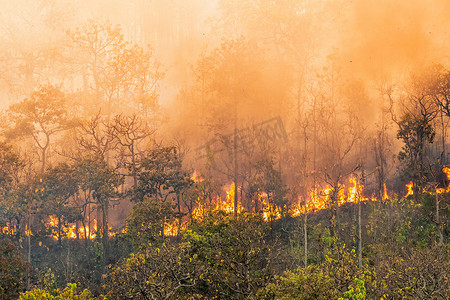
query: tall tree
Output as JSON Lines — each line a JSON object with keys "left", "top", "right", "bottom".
{"left": 67, "top": 20, "right": 163, "bottom": 116}
{"left": 0, "top": 0, "right": 69, "bottom": 97}
{"left": 37, "top": 163, "right": 78, "bottom": 245}
{"left": 73, "top": 156, "right": 123, "bottom": 262}
{"left": 133, "top": 146, "right": 192, "bottom": 238}
{"left": 6, "top": 85, "right": 75, "bottom": 173}
{"left": 388, "top": 70, "right": 439, "bottom": 195}
{"left": 0, "top": 143, "right": 24, "bottom": 236}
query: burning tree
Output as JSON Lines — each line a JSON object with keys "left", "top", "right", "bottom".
{"left": 73, "top": 156, "right": 123, "bottom": 262}
{"left": 37, "top": 163, "right": 78, "bottom": 245}
{"left": 130, "top": 146, "right": 193, "bottom": 240}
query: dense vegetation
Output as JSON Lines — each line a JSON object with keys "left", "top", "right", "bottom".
{"left": 0, "top": 1, "right": 450, "bottom": 299}
{"left": 3, "top": 185, "right": 449, "bottom": 299}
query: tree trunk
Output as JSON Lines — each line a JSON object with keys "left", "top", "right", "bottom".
{"left": 41, "top": 146, "right": 47, "bottom": 174}
{"left": 436, "top": 192, "right": 443, "bottom": 246}
{"left": 441, "top": 110, "right": 446, "bottom": 164}
{"left": 102, "top": 199, "right": 109, "bottom": 262}
{"left": 131, "top": 144, "right": 138, "bottom": 187}
{"left": 304, "top": 212, "right": 307, "bottom": 268}
{"left": 177, "top": 194, "right": 182, "bottom": 237}
{"left": 358, "top": 185, "right": 362, "bottom": 273}
{"left": 27, "top": 212, "right": 31, "bottom": 289}
{"left": 58, "top": 215, "right": 62, "bottom": 245}
{"left": 234, "top": 127, "right": 238, "bottom": 218}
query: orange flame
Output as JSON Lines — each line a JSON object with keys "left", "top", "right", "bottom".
{"left": 405, "top": 181, "right": 414, "bottom": 197}
{"left": 436, "top": 187, "right": 445, "bottom": 194}
{"left": 443, "top": 166, "right": 450, "bottom": 193}
{"left": 192, "top": 203, "right": 206, "bottom": 221}
{"left": 443, "top": 167, "right": 450, "bottom": 180}
{"left": 164, "top": 220, "right": 187, "bottom": 237}
{"left": 215, "top": 184, "right": 243, "bottom": 214}
{"left": 311, "top": 187, "right": 327, "bottom": 210}
{"left": 45, "top": 217, "right": 102, "bottom": 240}
{"left": 1, "top": 223, "right": 17, "bottom": 235}
{"left": 25, "top": 225, "right": 32, "bottom": 237}
{"left": 383, "top": 183, "right": 389, "bottom": 200}
{"left": 78, "top": 220, "right": 97, "bottom": 240}
{"left": 347, "top": 178, "right": 359, "bottom": 203}
{"left": 191, "top": 171, "right": 204, "bottom": 183}
{"left": 261, "top": 196, "right": 282, "bottom": 222}
{"left": 291, "top": 188, "right": 325, "bottom": 217}
{"left": 31, "top": 168, "right": 450, "bottom": 241}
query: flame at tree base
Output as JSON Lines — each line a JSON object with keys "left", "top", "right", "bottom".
{"left": 4, "top": 167, "right": 450, "bottom": 239}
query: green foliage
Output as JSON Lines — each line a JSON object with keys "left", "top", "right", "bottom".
{"left": 375, "top": 246, "right": 450, "bottom": 299}
{"left": 0, "top": 143, "right": 24, "bottom": 226}
{"left": 19, "top": 283, "right": 96, "bottom": 300}
{"left": 256, "top": 265, "right": 336, "bottom": 300}
{"left": 105, "top": 242, "right": 202, "bottom": 300}
{"left": 0, "top": 238, "right": 30, "bottom": 299}
{"left": 397, "top": 112, "right": 435, "bottom": 189}
{"left": 36, "top": 163, "right": 79, "bottom": 242}
{"left": 323, "top": 244, "right": 362, "bottom": 294}
{"left": 36, "top": 268, "right": 58, "bottom": 294}
{"left": 0, "top": 143, "right": 23, "bottom": 193}
{"left": 186, "top": 212, "right": 281, "bottom": 299}
{"left": 125, "top": 196, "right": 173, "bottom": 249}
{"left": 73, "top": 156, "right": 123, "bottom": 203}
{"left": 133, "top": 146, "right": 192, "bottom": 201}
{"left": 338, "top": 278, "right": 366, "bottom": 300}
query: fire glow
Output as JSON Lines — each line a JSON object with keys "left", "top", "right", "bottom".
{"left": 44, "top": 217, "right": 114, "bottom": 240}
{"left": 3, "top": 167, "right": 450, "bottom": 239}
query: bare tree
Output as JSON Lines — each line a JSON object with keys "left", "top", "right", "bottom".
{"left": 110, "top": 114, "right": 155, "bottom": 187}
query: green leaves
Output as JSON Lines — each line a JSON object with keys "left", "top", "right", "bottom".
{"left": 105, "top": 242, "right": 202, "bottom": 300}
{"left": 257, "top": 265, "right": 336, "bottom": 300}
{"left": 133, "top": 146, "right": 192, "bottom": 201}
{"left": 18, "top": 283, "right": 96, "bottom": 300}
{"left": 186, "top": 212, "right": 278, "bottom": 298}
{"left": 338, "top": 278, "right": 366, "bottom": 300}
{"left": 0, "top": 238, "right": 30, "bottom": 299}
{"left": 125, "top": 196, "right": 173, "bottom": 249}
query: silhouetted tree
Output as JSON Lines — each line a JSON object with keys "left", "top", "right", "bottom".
{"left": 6, "top": 85, "right": 75, "bottom": 173}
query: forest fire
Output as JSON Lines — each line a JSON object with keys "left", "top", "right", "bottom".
{"left": 405, "top": 181, "right": 414, "bottom": 197}
{"left": 262, "top": 198, "right": 282, "bottom": 222}
{"left": 443, "top": 167, "right": 450, "bottom": 193}
{"left": 215, "top": 184, "right": 244, "bottom": 214}
{"left": 383, "top": 184, "right": 389, "bottom": 200}
{"left": 164, "top": 220, "right": 179, "bottom": 237}
{"left": 45, "top": 217, "right": 105, "bottom": 240}
{"left": 192, "top": 203, "right": 206, "bottom": 221}
{"left": 291, "top": 177, "right": 371, "bottom": 218}
{"left": 1, "top": 1, "right": 449, "bottom": 297}
{"left": 3, "top": 167, "right": 448, "bottom": 240}
{"left": 191, "top": 171, "right": 204, "bottom": 183}
{"left": 1, "top": 222, "right": 17, "bottom": 235}
{"left": 78, "top": 221, "right": 98, "bottom": 240}
{"left": 310, "top": 188, "right": 327, "bottom": 210}
{"left": 347, "top": 178, "right": 360, "bottom": 203}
